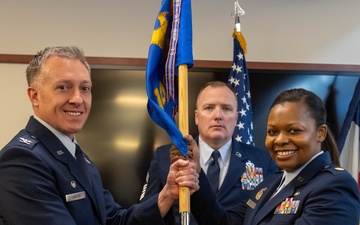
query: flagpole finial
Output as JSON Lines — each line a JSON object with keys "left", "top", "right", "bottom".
{"left": 231, "top": 0, "right": 245, "bottom": 32}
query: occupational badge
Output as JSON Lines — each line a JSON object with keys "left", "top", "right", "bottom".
{"left": 255, "top": 187, "right": 267, "bottom": 200}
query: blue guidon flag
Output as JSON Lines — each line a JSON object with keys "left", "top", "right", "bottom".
{"left": 338, "top": 78, "right": 360, "bottom": 189}
{"left": 146, "top": 0, "right": 193, "bottom": 157}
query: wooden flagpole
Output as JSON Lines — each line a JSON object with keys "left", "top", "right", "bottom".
{"left": 178, "top": 64, "right": 190, "bottom": 225}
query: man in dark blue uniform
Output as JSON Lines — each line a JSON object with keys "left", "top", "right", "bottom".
{"left": 0, "top": 46, "right": 199, "bottom": 225}
{"left": 140, "top": 81, "right": 278, "bottom": 225}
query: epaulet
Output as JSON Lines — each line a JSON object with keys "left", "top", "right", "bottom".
{"left": 15, "top": 134, "right": 39, "bottom": 149}
{"left": 322, "top": 164, "right": 346, "bottom": 174}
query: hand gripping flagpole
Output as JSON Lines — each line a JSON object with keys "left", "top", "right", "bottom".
{"left": 145, "top": 0, "right": 191, "bottom": 221}
{"left": 178, "top": 64, "right": 190, "bottom": 225}
{"left": 166, "top": 0, "right": 192, "bottom": 223}
{"left": 176, "top": 0, "right": 192, "bottom": 223}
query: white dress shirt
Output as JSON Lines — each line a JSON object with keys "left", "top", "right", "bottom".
{"left": 199, "top": 137, "right": 232, "bottom": 189}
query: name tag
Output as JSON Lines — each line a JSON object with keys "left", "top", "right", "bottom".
{"left": 65, "top": 191, "right": 86, "bottom": 202}
{"left": 246, "top": 199, "right": 256, "bottom": 209}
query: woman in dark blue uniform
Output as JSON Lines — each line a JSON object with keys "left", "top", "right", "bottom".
{"left": 191, "top": 88, "right": 360, "bottom": 225}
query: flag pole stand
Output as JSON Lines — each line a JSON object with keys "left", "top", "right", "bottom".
{"left": 178, "top": 64, "right": 190, "bottom": 225}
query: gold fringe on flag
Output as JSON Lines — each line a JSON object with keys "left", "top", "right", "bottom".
{"left": 233, "top": 30, "right": 247, "bottom": 54}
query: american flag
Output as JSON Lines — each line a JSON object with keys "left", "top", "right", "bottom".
{"left": 227, "top": 31, "right": 254, "bottom": 145}
{"left": 338, "top": 78, "right": 360, "bottom": 189}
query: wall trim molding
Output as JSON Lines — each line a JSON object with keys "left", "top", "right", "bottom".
{"left": 1, "top": 54, "right": 359, "bottom": 74}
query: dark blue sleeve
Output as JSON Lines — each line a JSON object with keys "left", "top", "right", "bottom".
{"left": 0, "top": 146, "right": 79, "bottom": 225}
{"left": 191, "top": 170, "right": 246, "bottom": 225}
{"left": 139, "top": 145, "right": 171, "bottom": 202}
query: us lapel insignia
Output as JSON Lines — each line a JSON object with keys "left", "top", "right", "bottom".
{"left": 297, "top": 176, "right": 304, "bottom": 182}
{"left": 255, "top": 187, "right": 267, "bottom": 200}
{"left": 56, "top": 150, "right": 64, "bottom": 155}
{"left": 235, "top": 152, "right": 242, "bottom": 158}
{"left": 71, "top": 181, "right": 76, "bottom": 188}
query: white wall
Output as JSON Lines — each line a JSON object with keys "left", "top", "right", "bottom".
{"left": 1, "top": 0, "right": 360, "bottom": 148}
{"left": 0, "top": 64, "right": 32, "bottom": 147}
{"left": 1, "top": 0, "right": 360, "bottom": 63}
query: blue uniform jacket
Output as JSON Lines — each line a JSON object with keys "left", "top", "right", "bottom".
{"left": 0, "top": 117, "right": 168, "bottom": 225}
{"left": 140, "top": 139, "right": 278, "bottom": 225}
{"left": 191, "top": 151, "right": 360, "bottom": 225}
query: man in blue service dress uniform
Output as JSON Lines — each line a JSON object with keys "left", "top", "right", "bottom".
{"left": 0, "top": 46, "right": 200, "bottom": 225}
{"left": 139, "top": 81, "right": 278, "bottom": 225}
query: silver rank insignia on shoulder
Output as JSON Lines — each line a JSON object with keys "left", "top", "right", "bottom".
{"left": 19, "top": 137, "right": 33, "bottom": 145}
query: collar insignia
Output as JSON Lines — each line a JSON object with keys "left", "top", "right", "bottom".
{"left": 57, "top": 150, "right": 64, "bottom": 155}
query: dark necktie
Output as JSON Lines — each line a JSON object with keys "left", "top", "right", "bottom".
{"left": 75, "top": 144, "right": 92, "bottom": 185}
{"left": 207, "top": 151, "right": 221, "bottom": 191}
